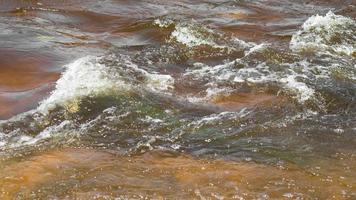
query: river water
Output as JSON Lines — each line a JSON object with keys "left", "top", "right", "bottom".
{"left": 0, "top": 0, "right": 355, "bottom": 199}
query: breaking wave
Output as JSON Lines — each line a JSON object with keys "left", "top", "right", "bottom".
{"left": 0, "top": 13, "right": 355, "bottom": 160}
{"left": 38, "top": 54, "right": 174, "bottom": 114}
{"left": 290, "top": 11, "right": 355, "bottom": 56}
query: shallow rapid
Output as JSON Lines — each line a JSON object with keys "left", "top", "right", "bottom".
{"left": 0, "top": 0, "right": 355, "bottom": 199}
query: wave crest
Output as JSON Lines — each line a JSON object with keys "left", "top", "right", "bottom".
{"left": 38, "top": 55, "right": 174, "bottom": 114}
{"left": 290, "top": 11, "right": 355, "bottom": 56}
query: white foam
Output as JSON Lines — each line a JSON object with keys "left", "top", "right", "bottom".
{"left": 154, "top": 18, "right": 255, "bottom": 53}
{"left": 171, "top": 24, "right": 219, "bottom": 48}
{"left": 20, "top": 120, "right": 72, "bottom": 147}
{"left": 121, "top": 58, "right": 174, "bottom": 92}
{"left": 0, "top": 54, "right": 176, "bottom": 148}
{"left": 155, "top": 19, "right": 215, "bottom": 47}
{"left": 244, "top": 43, "right": 267, "bottom": 56}
{"left": 0, "top": 119, "right": 72, "bottom": 149}
{"left": 153, "top": 18, "right": 174, "bottom": 28}
{"left": 290, "top": 11, "right": 355, "bottom": 56}
{"left": 187, "top": 109, "right": 250, "bottom": 130}
{"left": 146, "top": 73, "right": 174, "bottom": 92}
{"left": 38, "top": 56, "right": 126, "bottom": 113}
{"left": 142, "top": 116, "right": 163, "bottom": 123}
{"left": 0, "top": 133, "right": 6, "bottom": 147}
{"left": 38, "top": 55, "right": 174, "bottom": 114}
{"left": 170, "top": 24, "right": 254, "bottom": 51}
{"left": 280, "top": 75, "right": 315, "bottom": 102}
{"left": 184, "top": 56, "right": 318, "bottom": 103}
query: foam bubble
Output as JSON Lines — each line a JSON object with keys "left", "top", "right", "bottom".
{"left": 38, "top": 56, "right": 126, "bottom": 113}
{"left": 171, "top": 24, "right": 220, "bottom": 48}
{"left": 183, "top": 51, "right": 318, "bottom": 103}
{"left": 153, "top": 18, "right": 174, "bottom": 28}
{"left": 154, "top": 18, "right": 254, "bottom": 51}
{"left": 280, "top": 75, "right": 315, "bottom": 102}
{"left": 38, "top": 55, "right": 174, "bottom": 114}
{"left": 290, "top": 11, "right": 355, "bottom": 56}
{"left": 120, "top": 57, "right": 174, "bottom": 92}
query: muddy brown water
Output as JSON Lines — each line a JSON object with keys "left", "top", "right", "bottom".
{"left": 0, "top": 148, "right": 355, "bottom": 199}
{"left": 0, "top": 0, "right": 355, "bottom": 199}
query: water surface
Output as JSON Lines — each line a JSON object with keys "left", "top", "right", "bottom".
{"left": 0, "top": 0, "right": 355, "bottom": 199}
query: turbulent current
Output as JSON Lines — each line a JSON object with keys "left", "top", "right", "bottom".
{"left": 0, "top": 0, "right": 355, "bottom": 199}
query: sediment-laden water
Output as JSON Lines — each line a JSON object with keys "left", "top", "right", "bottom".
{"left": 0, "top": 0, "right": 355, "bottom": 199}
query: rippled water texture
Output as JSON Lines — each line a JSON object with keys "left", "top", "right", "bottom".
{"left": 0, "top": 0, "right": 355, "bottom": 199}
